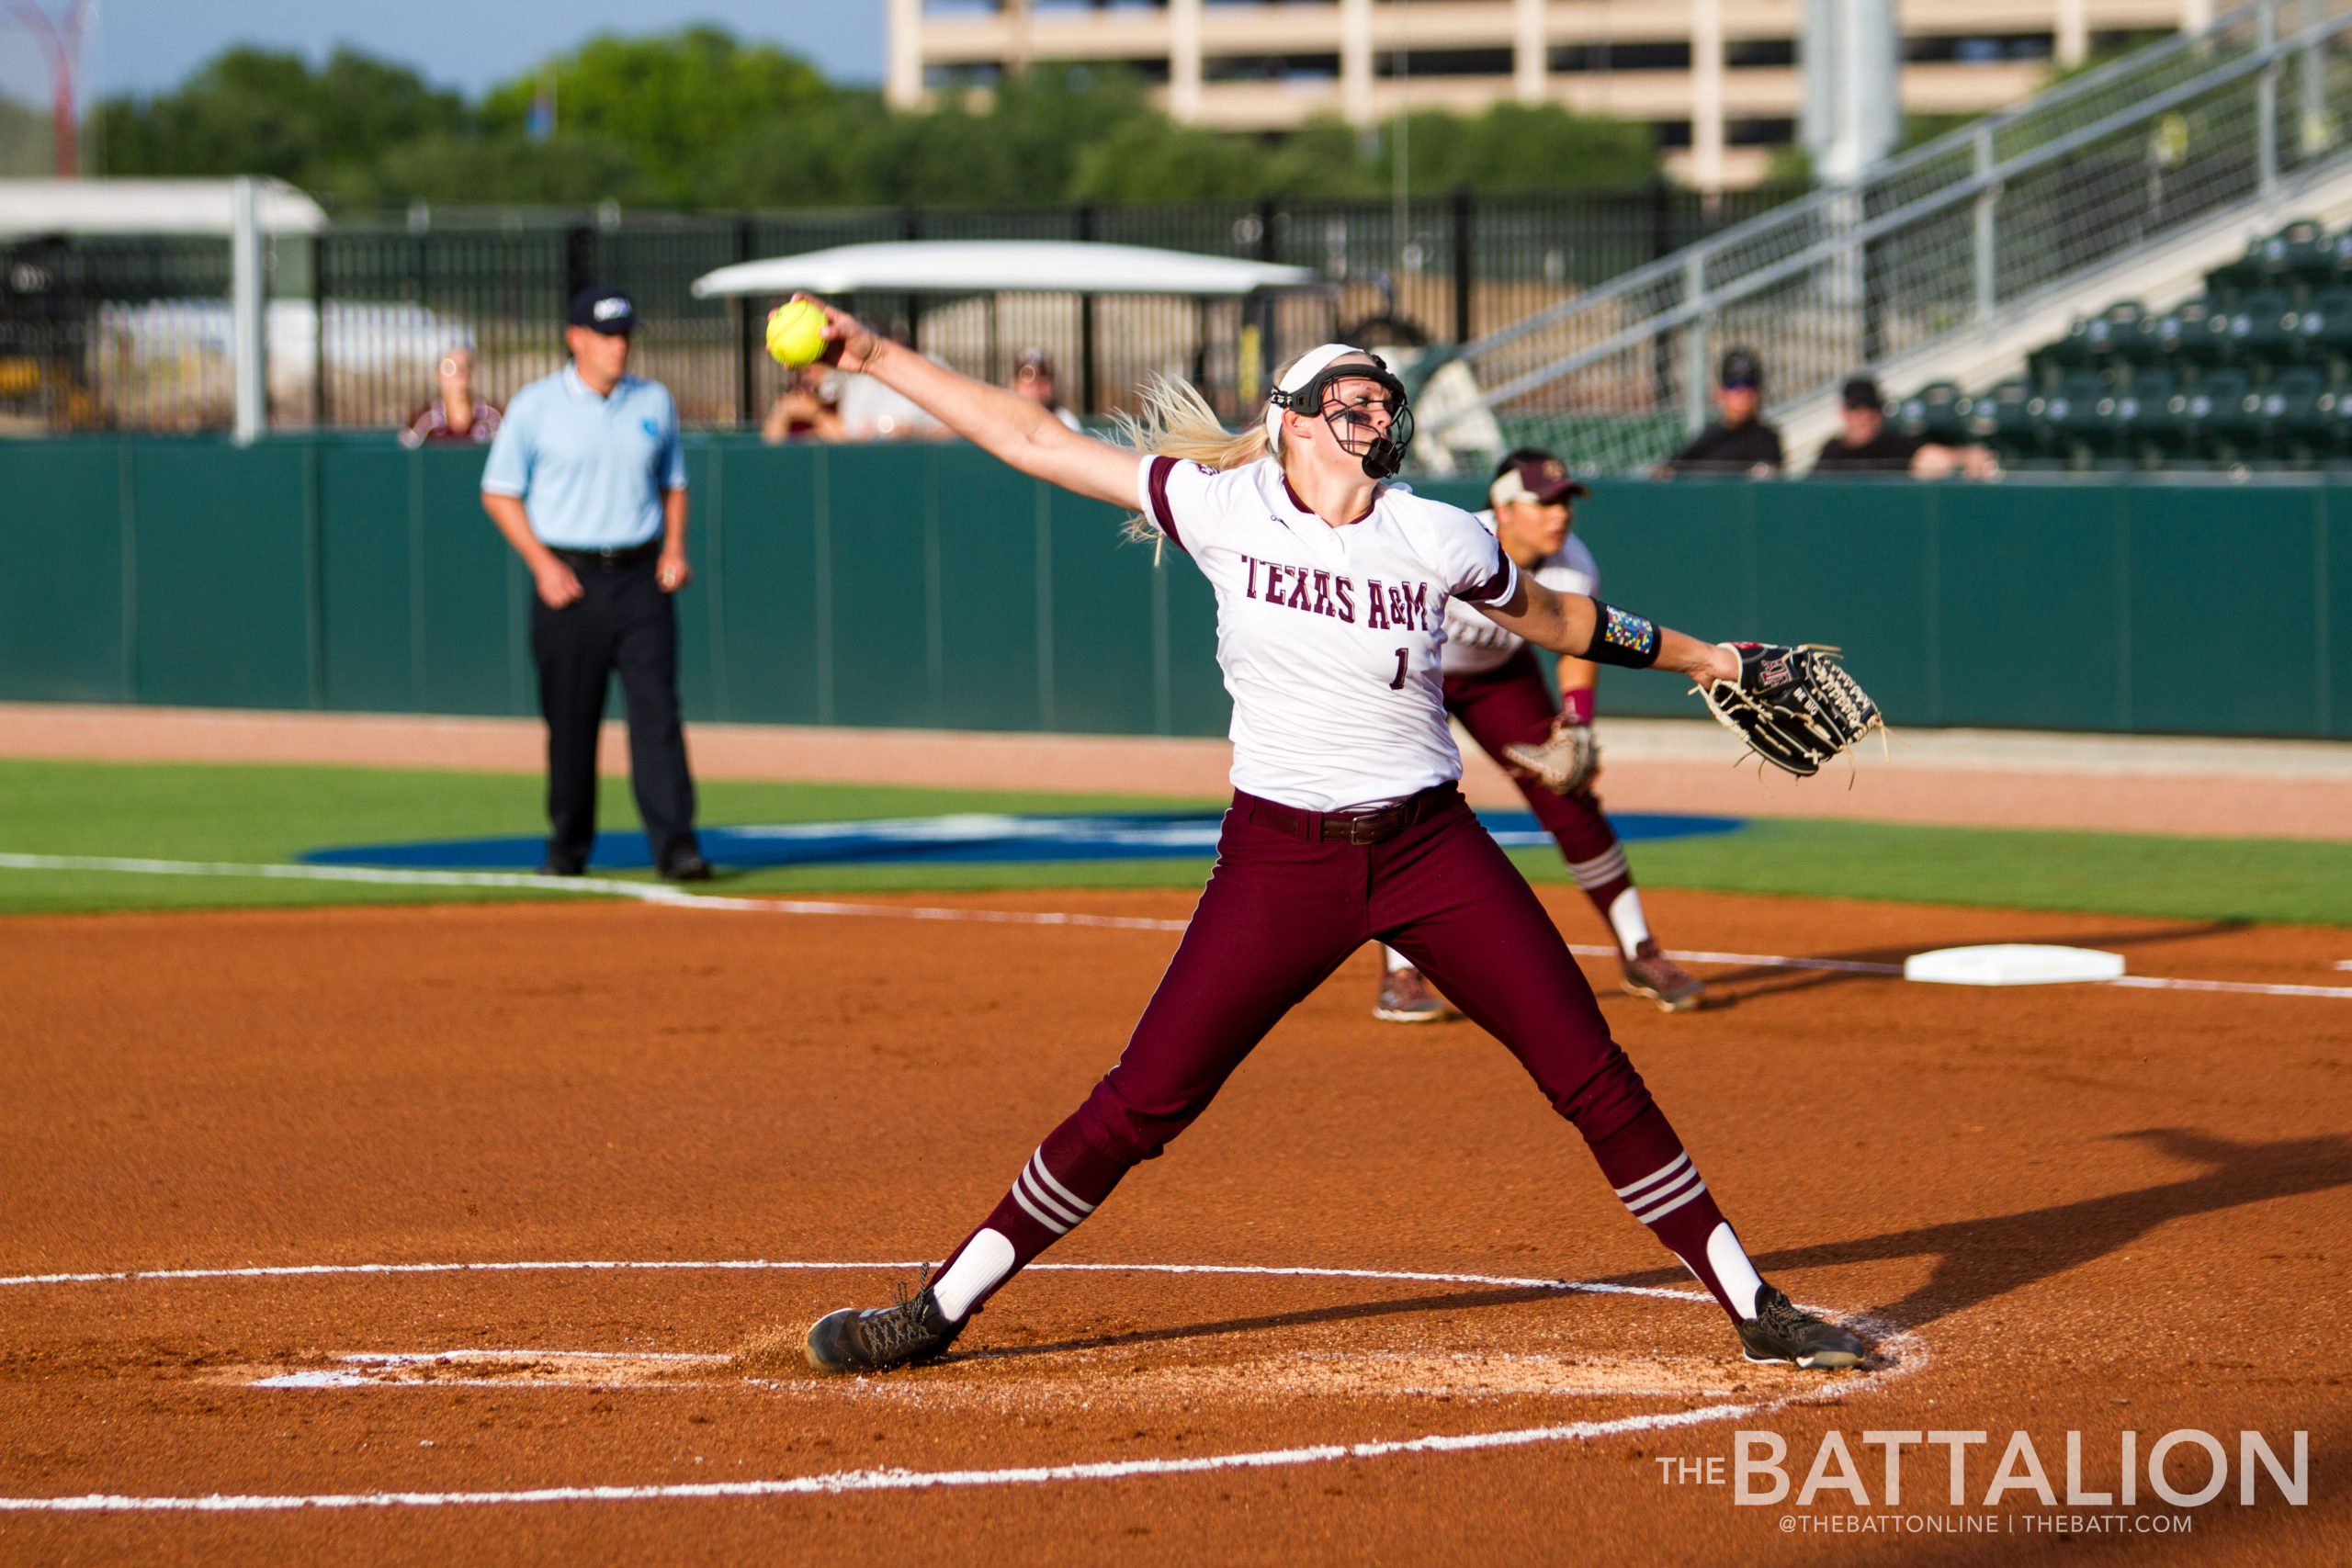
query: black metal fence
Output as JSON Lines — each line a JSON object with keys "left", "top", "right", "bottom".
{"left": 1, "top": 183, "right": 1799, "bottom": 434}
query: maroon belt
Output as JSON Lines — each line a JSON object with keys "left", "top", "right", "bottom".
{"left": 1238, "top": 782, "right": 1459, "bottom": 846}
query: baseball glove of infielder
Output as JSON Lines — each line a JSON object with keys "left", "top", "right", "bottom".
{"left": 1503, "top": 718, "right": 1600, "bottom": 796}
{"left": 1698, "top": 643, "right": 1883, "bottom": 778}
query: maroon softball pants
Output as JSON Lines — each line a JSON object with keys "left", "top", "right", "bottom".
{"left": 1072, "top": 784, "right": 1650, "bottom": 1165}
{"left": 933, "top": 783, "right": 1745, "bottom": 1323}
{"left": 1442, "top": 649, "right": 1619, "bottom": 869}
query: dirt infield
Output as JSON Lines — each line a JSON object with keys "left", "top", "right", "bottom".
{"left": 2, "top": 887, "right": 2346, "bottom": 1563}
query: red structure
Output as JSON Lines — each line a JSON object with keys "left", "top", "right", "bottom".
{"left": 4, "top": 1, "right": 91, "bottom": 177}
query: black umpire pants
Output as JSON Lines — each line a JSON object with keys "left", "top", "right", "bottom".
{"left": 531, "top": 544, "right": 699, "bottom": 871}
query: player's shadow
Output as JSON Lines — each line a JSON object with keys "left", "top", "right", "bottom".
{"left": 957, "top": 1129, "right": 2343, "bottom": 1365}
{"left": 1692, "top": 917, "right": 2249, "bottom": 1009}
{"left": 957, "top": 1281, "right": 1567, "bottom": 1364}
{"left": 1600, "top": 1127, "right": 2351, "bottom": 1330}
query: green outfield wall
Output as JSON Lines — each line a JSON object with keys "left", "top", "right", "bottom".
{"left": 4, "top": 436, "right": 2346, "bottom": 740}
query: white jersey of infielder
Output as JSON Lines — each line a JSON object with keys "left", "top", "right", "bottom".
{"left": 1138, "top": 455, "right": 1520, "bottom": 813}
{"left": 1440, "top": 510, "right": 1600, "bottom": 677}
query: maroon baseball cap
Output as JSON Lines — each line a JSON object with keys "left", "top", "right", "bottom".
{"left": 1491, "top": 453, "right": 1590, "bottom": 507}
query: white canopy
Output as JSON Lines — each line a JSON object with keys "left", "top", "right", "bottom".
{"left": 692, "top": 239, "right": 1316, "bottom": 300}
{"left": 0, "top": 178, "right": 328, "bottom": 240}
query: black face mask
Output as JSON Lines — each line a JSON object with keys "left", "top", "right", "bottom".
{"left": 1271, "top": 359, "right": 1416, "bottom": 479}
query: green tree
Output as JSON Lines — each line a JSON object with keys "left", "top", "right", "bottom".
{"left": 1069, "top": 119, "right": 1263, "bottom": 202}
{"left": 1, "top": 93, "right": 58, "bottom": 176}
{"left": 333, "top": 132, "right": 647, "bottom": 208}
{"left": 477, "top": 27, "right": 830, "bottom": 206}
{"left": 1379, "top": 103, "right": 1656, "bottom": 194}
{"left": 93, "top": 47, "right": 467, "bottom": 186}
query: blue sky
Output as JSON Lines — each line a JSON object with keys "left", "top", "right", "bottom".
{"left": 26, "top": 1, "right": 884, "bottom": 100}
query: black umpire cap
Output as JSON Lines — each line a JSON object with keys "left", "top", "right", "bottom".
{"left": 1719, "top": 348, "right": 1763, "bottom": 389}
{"left": 1841, "top": 374, "right": 1884, "bottom": 410}
{"left": 569, "top": 286, "right": 637, "bottom": 334}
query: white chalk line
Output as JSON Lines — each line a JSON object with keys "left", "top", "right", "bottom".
{"left": 0, "top": 1258, "right": 1703, "bottom": 1301}
{"left": 0, "top": 1257, "right": 1920, "bottom": 1516}
{"left": 3, "top": 851, "right": 2346, "bottom": 999}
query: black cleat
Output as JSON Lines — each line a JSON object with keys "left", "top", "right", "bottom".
{"left": 661, "top": 852, "right": 714, "bottom": 883}
{"left": 1736, "top": 1285, "right": 1866, "bottom": 1370}
{"left": 805, "top": 1282, "right": 964, "bottom": 1374}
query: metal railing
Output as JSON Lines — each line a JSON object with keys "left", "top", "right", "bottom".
{"left": 0, "top": 183, "right": 1793, "bottom": 435}
{"left": 1437, "top": 0, "right": 2352, "bottom": 469}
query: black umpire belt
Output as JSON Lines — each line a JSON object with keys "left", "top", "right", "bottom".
{"left": 1238, "top": 782, "right": 1459, "bottom": 846}
{"left": 548, "top": 538, "right": 662, "bottom": 569}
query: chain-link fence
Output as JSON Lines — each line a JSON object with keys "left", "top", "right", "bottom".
{"left": 1442, "top": 0, "right": 2352, "bottom": 470}
{"left": 0, "top": 182, "right": 1793, "bottom": 434}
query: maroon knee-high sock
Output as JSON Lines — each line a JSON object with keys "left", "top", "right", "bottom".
{"left": 1582, "top": 1102, "right": 1764, "bottom": 1321}
{"left": 927, "top": 1112, "right": 1134, "bottom": 1323}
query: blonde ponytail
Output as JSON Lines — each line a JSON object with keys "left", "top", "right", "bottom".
{"left": 1111, "top": 373, "right": 1272, "bottom": 547}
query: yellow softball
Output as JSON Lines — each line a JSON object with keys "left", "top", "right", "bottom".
{"left": 766, "top": 299, "right": 829, "bottom": 367}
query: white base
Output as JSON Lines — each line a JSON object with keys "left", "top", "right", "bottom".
{"left": 1903, "top": 943, "right": 2127, "bottom": 987}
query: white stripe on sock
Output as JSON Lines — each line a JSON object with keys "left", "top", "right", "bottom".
{"left": 1627, "top": 1166, "right": 1703, "bottom": 1219}
{"left": 1025, "top": 1151, "right": 1095, "bottom": 1216}
{"left": 1015, "top": 1168, "right": 1083, "bottom": 1231}
{"left": 1611, "top": 1152, "right": 1690, "bottom": 1201}
{"left": 1008, "top": 1181, "right": 1071, "bottom": 1235}
{"left": 1634, "top": 1177, "right": 1711, "bottom": 1224}
{"left": 1569, "top": 851, "right": 1628, "bottom": 890}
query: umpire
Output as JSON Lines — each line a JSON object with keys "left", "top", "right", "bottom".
{"left": 481, "top": 286, "right": 710, "bottom": 882}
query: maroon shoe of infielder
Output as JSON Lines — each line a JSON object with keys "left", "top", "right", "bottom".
{"left": 788, "top": 301, "right": 1866, "bottom": 1377}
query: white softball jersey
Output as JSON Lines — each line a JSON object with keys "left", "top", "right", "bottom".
{"left": 1139, "top": 455, "right": 1520, "bottom": 812}
{"left": 1439, "top": 511, "right": 1600, "bottom": 677}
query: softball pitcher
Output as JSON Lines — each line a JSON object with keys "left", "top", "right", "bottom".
{"left": 788, "top": 301, "right": 1867, "bottom": 1377}
{"left": 1376, "top": 448, "right": 1702, "bottom": 1022}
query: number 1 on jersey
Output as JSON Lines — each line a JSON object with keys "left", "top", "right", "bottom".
{"left": 1389, "top": 648, "right": 1408, "bottom": 690}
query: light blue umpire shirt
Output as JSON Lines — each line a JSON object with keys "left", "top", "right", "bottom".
{"left": 481, "top": 365, "right": 687, "bottom": 550}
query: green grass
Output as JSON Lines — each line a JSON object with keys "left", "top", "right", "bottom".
{"left": 1, "top": 758, "right": 2346, "bottom": 926}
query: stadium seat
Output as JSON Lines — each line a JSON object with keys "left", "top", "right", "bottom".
{"left": 2043, "top": 301, "right": 2145, "bottom": 370}
{"left": 2145, "top": 296, "right": 2232, "bottom": 367}
{"left": 2031, "top": 370, "right": 2116, "bottom": 460}
{"left": 1892, "top": 380, "right": 1970, "bottom": 444}
{"left": 2294, "top": 286, "right": 2352, "bottom": 368}
{"left": 2263, "top": 367, "right": 2337, "bottom": 461}
{"left": 2210, "top": 219, "right": 2332, "bottom": 299}
{"left": 2177, "top": 367, "right": 2262, "bottom": 457}
{"left": 2116, "top": 367, "right": 2186, "bottom": 457}
{"left": 2221, "top": 289, "right": 2301, "bottom": 367}
{"left": 2326, "top": 226, "right": 2352, "bottom": 288}
{"left": 1963, "top": 378, "right": 2044, "bottom": 461}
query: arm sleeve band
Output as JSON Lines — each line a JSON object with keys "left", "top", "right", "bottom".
{"left": 1582, "top": 598, "right": 1663, "bottom": 670}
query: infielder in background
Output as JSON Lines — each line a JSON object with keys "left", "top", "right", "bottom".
{"left": 1376, "top": 448, "right": 1703, "bottom": 1022}
{"left": 787, "top": 299, "right": 1867, "bottom": 1378}
{"left": 481, "top": 287, "right": 710, "bottom": 883}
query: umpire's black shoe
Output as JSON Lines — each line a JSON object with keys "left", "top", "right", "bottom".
{"left": 1736, "top": 1285, "right": 1866, "bottom": 1370}
{"left": 660, "top": 852, "right": 713, "bottom": 883}
{"left": 805, "top": 1282, "right": 964, "bottom": 1374}
{"left": 538, "top": 857, "right": 584, "bottom": 878}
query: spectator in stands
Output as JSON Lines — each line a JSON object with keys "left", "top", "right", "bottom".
{"left": 1811, "top": 375, "right": 1999, "bottom": 478}
{"left": 1659, "top": 348, "right": 1783, "bottom": 476}
{"left": 1011, "top": 347, "right": 1082, "bottom": 432}
{"left": 400, "top": 345, "right": 502, "bottom": 447}
{"left": 760, "top": 365, "right": 846, "bottom": 444}
{"left": 835, "top": 320, "right": 947, "bottom": 440}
